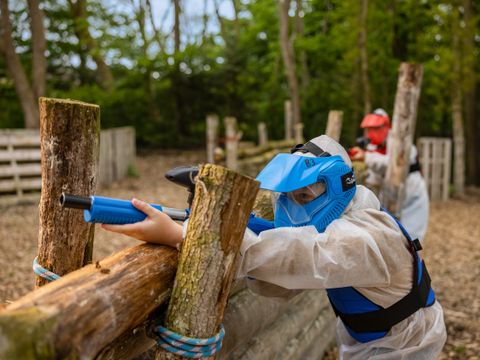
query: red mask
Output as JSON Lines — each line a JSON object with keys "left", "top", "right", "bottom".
{"left": 365, "top": 126, "right": 389, "bottom": 147}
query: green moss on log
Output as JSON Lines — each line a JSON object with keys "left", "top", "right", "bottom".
{"left": 0, "top": 307, "right": 61, "bottom": 359}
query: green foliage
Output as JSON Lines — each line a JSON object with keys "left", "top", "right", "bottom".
{"left": 0, "top": 0, "right": 479, "bottom": 149}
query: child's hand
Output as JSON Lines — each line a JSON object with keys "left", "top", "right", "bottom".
{"left": 101, "top": 198, "right": 183, "bottom": 248}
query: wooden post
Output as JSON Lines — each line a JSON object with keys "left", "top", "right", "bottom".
{"left": 224, "top": 116, "right": 239, "bottom": 170}
{"left": 325, "top": 110, "right": 343, "bottom": 141}
{"left": 294, "top": 122, "right": 304, "bottom": 144}
{"left": 156, "top": 164, "right": 259, "bottom": 359}
{"left": 36, "top": 97, "right": 100, "bottom": 287}
{"left": 257, "top": 122, "right": 268, "bottom": 147}
{"left": 379, "top": 63, "right": 423, "bottom": 215}
{"left": 284, "top": 100, "right": 293, "bottom": 140}
{"left": 206, "top": 114, "right": 219, "bottom": 164}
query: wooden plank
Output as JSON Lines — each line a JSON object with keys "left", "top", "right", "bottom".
{"left": 99, "top": 130, "right": 113, "bottom": 186}
{"left": 0, "top": 130, "right": 40, "bottom": 146}
{"left": 0, "top": 149, "right": 41, "bottom": 162}
{"left": 443, "top": 139, "right": 452, "bottom": 201}
{"left": 0, "top": 163, "right": 42, "bottom": 177}
{"left": 0, "top": 178, "right": 42, "bottom": 192}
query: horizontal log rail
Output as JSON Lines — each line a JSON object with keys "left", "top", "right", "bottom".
{"left": 0, "top": 244, "right": 178, "bottom": 359}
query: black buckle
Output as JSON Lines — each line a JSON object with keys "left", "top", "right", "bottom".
{"left": 412, "top": 239, "right": 423, "bottom": 252}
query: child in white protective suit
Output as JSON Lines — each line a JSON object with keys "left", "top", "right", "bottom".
{"left": 102, "top": 135, "right": 446, "bottom": 360}
{"left": 350, "top": 108, "right": 430, "bottom": 243}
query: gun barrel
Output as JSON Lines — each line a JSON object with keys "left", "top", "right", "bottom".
{"left": 60, "top": 193, "right": 92, "bottom": 210}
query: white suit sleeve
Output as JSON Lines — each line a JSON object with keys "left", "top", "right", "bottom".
{"left": 237, "top": 210, "right": 407, "bottom": 290}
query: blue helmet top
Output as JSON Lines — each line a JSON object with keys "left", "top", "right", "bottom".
{"left": 255, "top": 137, "right": 356, "bottom": 232}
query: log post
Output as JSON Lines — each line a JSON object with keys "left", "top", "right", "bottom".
{"left": 155, "top": 164, "right": 259, "bottom": 359}
{"left": 224, "top": 116, "right": 239, "bottom": 170}
{"left": 36, "top": 97, "right": 100, "bottom": 287}
{"left": 284, "top": 100, "right": 293, "bottom": 140}
{"left": 206, "top": 114, "right": 219, "bottom": 164}
{"left": 379, "top": 63, "right": 423, "bottom": 215}
{"left": 257, "top": 122, "right": 268, "bottom": 147}
{"left": 294, "top": 122, "right": 304, "bottom": 144}
{"left": 325, "top": 110, "right": 343, "bottom": 141}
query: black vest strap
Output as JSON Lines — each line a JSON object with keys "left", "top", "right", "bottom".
{"left": 332, "top": 260, "right": 432, "bottom": 333}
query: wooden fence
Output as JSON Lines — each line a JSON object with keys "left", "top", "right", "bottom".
{"left": 0, "top": 127, "right": 136, "bottom": 206}
{"left": 418, "top": 137, "right": 452, "bottom": 201}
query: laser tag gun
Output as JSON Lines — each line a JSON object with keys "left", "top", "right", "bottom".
{"left": 60, "top": 166, "right": 274, "bottom": 235}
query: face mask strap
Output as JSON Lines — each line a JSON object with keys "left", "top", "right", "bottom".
{"left": 290, "top": 142, "right": 331, "bottom": 157}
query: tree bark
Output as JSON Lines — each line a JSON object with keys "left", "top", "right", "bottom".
{"left": 0, "top": 0, "right": 39, "bottom": 128}
{"left": 358, "top": 0, "right": 371, "bottom": 115}
{"left": 69, "top": 0, "right": 114, "bottom": 91}
{"left": 325, "top": 110, "right": 343, "bottom": 141}
{"left": 36, "top": 98, "right": 100, "bottom": 287}
{"left": 27, "top": 0, "right": 46, "bottom": 99}
{"left": 380, "top": 63, "right": 423, "bottom": 215}
{"left": 155, "top": 164, "right": 259, "bottom": 359}
{"left": 294, "top": 0, "right": 310, "bottom": 93}
{"left": 452, "top": 25, "right": 465, "bottom": 196}
{"left": 278, "top": 0, "right": 302, "bottom": 127}
{"left": 0, "top": 244, "right": 178, "bottom": 360}
{"left": 173, "top": 0, "right": 181, "bottom": 53}
{"left": 463, "top": 0, "right": 479, "bottom": 186}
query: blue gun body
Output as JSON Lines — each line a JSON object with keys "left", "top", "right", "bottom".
{"left": 62, "top": 194, "right": 274, "bottom": 235}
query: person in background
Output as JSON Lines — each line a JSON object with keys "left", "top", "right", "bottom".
{"left": 102, "top": 135, "right": 446, "bottom": 359}
{"left": 349, "top": 108, "right": 430, "bottom": 244}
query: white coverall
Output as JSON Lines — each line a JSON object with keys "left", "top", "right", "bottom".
{"left": 364, "top": 145, "right": 429, "bottom": 243}
{"left": 237, "top": 185, "right": 446, "bottom": 360}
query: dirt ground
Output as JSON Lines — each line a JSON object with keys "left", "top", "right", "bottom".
{"left": 1, "top": 151, "right": 479, "bottom": 359}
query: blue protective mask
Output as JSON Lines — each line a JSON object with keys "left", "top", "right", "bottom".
{"left": 256, "top": 153, "right": 356, "bottom": 232}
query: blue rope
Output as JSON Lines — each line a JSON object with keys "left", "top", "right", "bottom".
{"left": 32, "top": 257, "right": 61, "bottom": 282}
{"left": 153, "top": 324, "right": 225, "bottom": 358}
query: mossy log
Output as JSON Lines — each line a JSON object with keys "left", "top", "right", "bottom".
{"left": 156, "top": 164, "right": 259, "bottom": 359}
{"left": 232, "top": 291, "right": 332, "bottom": 360}
{"left": 36, "top": 97, "right": 100, "bottom": 287}
{"left": 277, "top": 295, "right": 336, "bottom": 360}
{"left": 0, "top": 244, "right": 178, "bottom": 359}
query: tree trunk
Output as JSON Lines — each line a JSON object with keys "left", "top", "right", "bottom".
{"left": 294, "top": 0, "right": 310, "bottom": 93}
{"left": 0, "top": 0, "right": 39, "bottom": 128}
{"left": 0, "top": 244, "right": 178, "bottom": 359}
{"left": 451, "top": 9, "right": 466, "bottom": 196}
{"left": 155, "top": 164, "right": 259, "bottom": 359}
{"left": 278, "top": 0, "right": 302, "bottom": 126}
{"left": 27, "top": 0, "right": 46, "bottom": 99}
{"left": 36, "top": 98, "right": 100, "bottom": 287}
{"left": 358, "top": 0, "right": 371, "bottom": 115}
{"left": 463, "top": 0, "right": 479, "bottom": 186}
{"left": 69, "top": 0, "right": 114, "bottom": 91}
{"left": 173, "top": 0, "right": 181, "bottom": 53}
{"left": 379, "top": 63, "right": 423, "bottom": 215}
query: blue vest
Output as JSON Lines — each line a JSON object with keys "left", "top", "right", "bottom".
{"left": 326, "top": 209, "right": 436, "bottom": 343}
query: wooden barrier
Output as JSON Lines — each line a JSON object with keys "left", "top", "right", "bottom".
{"left": 0, "top": 127, "right": 136, "bottom": 206}
{"left": 0, "top": 129, "right": 42, "bottom": 206}
{"left": 418, "top": 137, "right": 452, "bottom": 201}
{"left": 98, "top": 127, "right": 136, "bottom": 186}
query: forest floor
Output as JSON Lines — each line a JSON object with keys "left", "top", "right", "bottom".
{"left": 1, "top": 151, "right": 479, "bottom": 359}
